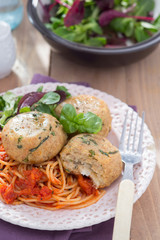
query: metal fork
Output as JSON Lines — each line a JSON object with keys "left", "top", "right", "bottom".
{"left": 112, "top": 110, "right": 145, "bottom": 240}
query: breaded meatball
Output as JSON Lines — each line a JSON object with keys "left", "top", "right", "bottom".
{"left": 2, "top": 112, "right": 67, "bottom": 164}
{"left": 55, "top": 95, "right": 112, "bottom": 137}
{"left": 60, "top": 134, "right": 122, "bottom": 188}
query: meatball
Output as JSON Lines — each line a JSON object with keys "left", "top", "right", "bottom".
{"left": 2, "top": 112, "right": 67, "bottom": 164}
{"left": 55, "top": 95, "right": 112, "bottom": 137}
{"left": 60, "top": 133, "right": 122, "bottom": 188}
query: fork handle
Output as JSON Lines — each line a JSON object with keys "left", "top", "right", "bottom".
{"left": 112, "top": 179, "right": 135, "bottom": 240}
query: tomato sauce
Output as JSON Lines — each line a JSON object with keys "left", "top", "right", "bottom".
{"left": 16, "top": 168, "right": 52, "bottom": 199}
{"left": 0, "top": 184, "right": 17, "bottom": 204}
{"left": 78, "top": 175, "right": 99, "bottom": 196}
{"left": 0, "top": 168, "right": 52, "bottom": 204}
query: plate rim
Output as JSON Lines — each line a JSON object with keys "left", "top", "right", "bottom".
{"left": 0, "top": 82, "right": 156, "bottom": 230}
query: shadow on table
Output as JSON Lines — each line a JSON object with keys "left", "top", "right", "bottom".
{"left": 51, "top": 45, "right": 157, "bottom": 69}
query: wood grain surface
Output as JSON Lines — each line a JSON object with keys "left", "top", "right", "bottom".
{"left": 0, "top": 2, "right": 159, "bottom": 239}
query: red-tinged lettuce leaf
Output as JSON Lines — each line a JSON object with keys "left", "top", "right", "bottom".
{"left": 17, "top": 90, "right": 69, "bottom": 113}
{"left": 99, "top": 10, "right": 127, "bottom": 26}
{"left": 54, "top": 90, "right": 67, "bottom": 103}
{"left": 95, "top": 0, "right": 114, "bottom": 11}
{"left": 39, "top": 0, "right": 57, "bottom": 22}
{"left": 17, "top": 92, "right": 45, "bottom": 113}
{"left": 64, "top": 0, "right": 85, "bottom": 27}
{"left": 105, "top": 44, "right": 125, "bottom": 48}
{"left": 124, "top": 3, "right": 137, "bottom": 14}
{"left": 107, "top": 35, "right": 127, "bottom": 46}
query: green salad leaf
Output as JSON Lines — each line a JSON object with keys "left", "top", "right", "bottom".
{"left": 0, "top": 85, "right": 71, "bottom": 128}
{"left": 37, "top": 86, "right": 43, "bottom": 92}
{"left": 0, "top": 96, "right": 5, "bottom": 111}
{"left": 84, "top": 37, "right": 107, "bottom": 47}
{"left": 19, "top": 106, "right": 31, "bottom": 113}
{"left": 153, "top": 15, "right": 160, "bottom": 29}
{"left": 134, "top": 0, "right": 155, "bottom": 16}
{"left": 44, "top": 0, "right": 160, "bottom": 46}
{"left": 0, "top": 92, "right": 22, "bottom": 127}
{"left": 110, "top": 18, "right": 136, "bottom": 37}
{"left": 110, "top": 15, "right": 160, "bottom": 42}
{"left": 140, "top": 21, "right": 158, "bottom": 32}
{"left": 32, "top": 102, "right": 53, "bottom": 115}
{"left": 45, "top": 3, "right": 106, "bottom": 47}
{"left": 31, "top": 102, "right": 58, "bottom": 118}
{"left": 134, "top": 24, "right": 150, "bottom": 42}
{"left": 59, "top": 104, "right": 102, "bottom": 134}
{"left": 56, "top": 85, "right": 71, "bottom": 98}
{"left": 114, "top": 0, "right": 136, "bottom": 8}
{"left": 38, "top": 92, "right": 60, "bottom": 105}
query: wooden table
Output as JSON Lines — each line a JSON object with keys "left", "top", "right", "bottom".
{"left": 0, "top": 3, "right": 160, "bottom": 240}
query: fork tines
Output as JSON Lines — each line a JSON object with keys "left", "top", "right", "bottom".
{"left": 119, "top": 110, "right": 145, "bottom": 153}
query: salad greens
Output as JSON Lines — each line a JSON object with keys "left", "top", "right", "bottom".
{"left": 56, "top": 85, "right": 71, "bottom": 98}
{"left": 38, "top": 92, "right": 60, "bottom": 105}
{"left": 133, "top": 0, "right": 154, "bottom": 16}
{"left": 44, "top": 0, "right": 160, "bottom": 47}
{"left": 0, "top": 86, "right": 102, "bottom": 135}
{"left": 36, "top": 86, "right": 43, "bottom": 92}
{"left": 19, "top": 106, "right": 31, "bottom": 113}
{"left": 0, "top": 92, "right": 22, "bottom": 128}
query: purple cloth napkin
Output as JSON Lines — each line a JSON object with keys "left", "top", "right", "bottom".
{"left": 0, "top": 217, "right": 114, "bottom": 240}
{"left": 31, "top": 74, "right": 90, "bottom": 87}
{"left": 0, "top": 73, "right": 136, "bottom": 240}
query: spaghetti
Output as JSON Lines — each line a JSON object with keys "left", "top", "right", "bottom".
{"left": 0, "top": 133, "right": 105, "bottom": 210}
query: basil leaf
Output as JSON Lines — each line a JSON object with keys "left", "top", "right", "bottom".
{"left": 59, "top": 104, "right": 81, "bottom": 133}
{"left": 60, "top": 114, "right": 78, "bottom": 133}
{"left": 39, "top": 92, "right": 60, "bottom": 105}
{"left": 49, "top": 104, "right": 59, "bottom": 119}
{"left": 59, "top": 104, "right": 102, "bottom": 134}
{"left": 75, "top": 112, "right": 102, "bottom": 134}
{"left": 60, "top": 104, "right": 77, "bottom": 121}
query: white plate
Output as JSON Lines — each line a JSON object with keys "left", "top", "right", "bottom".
{"left": 0, "top": 83, "right": 156, "bottom": 230}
